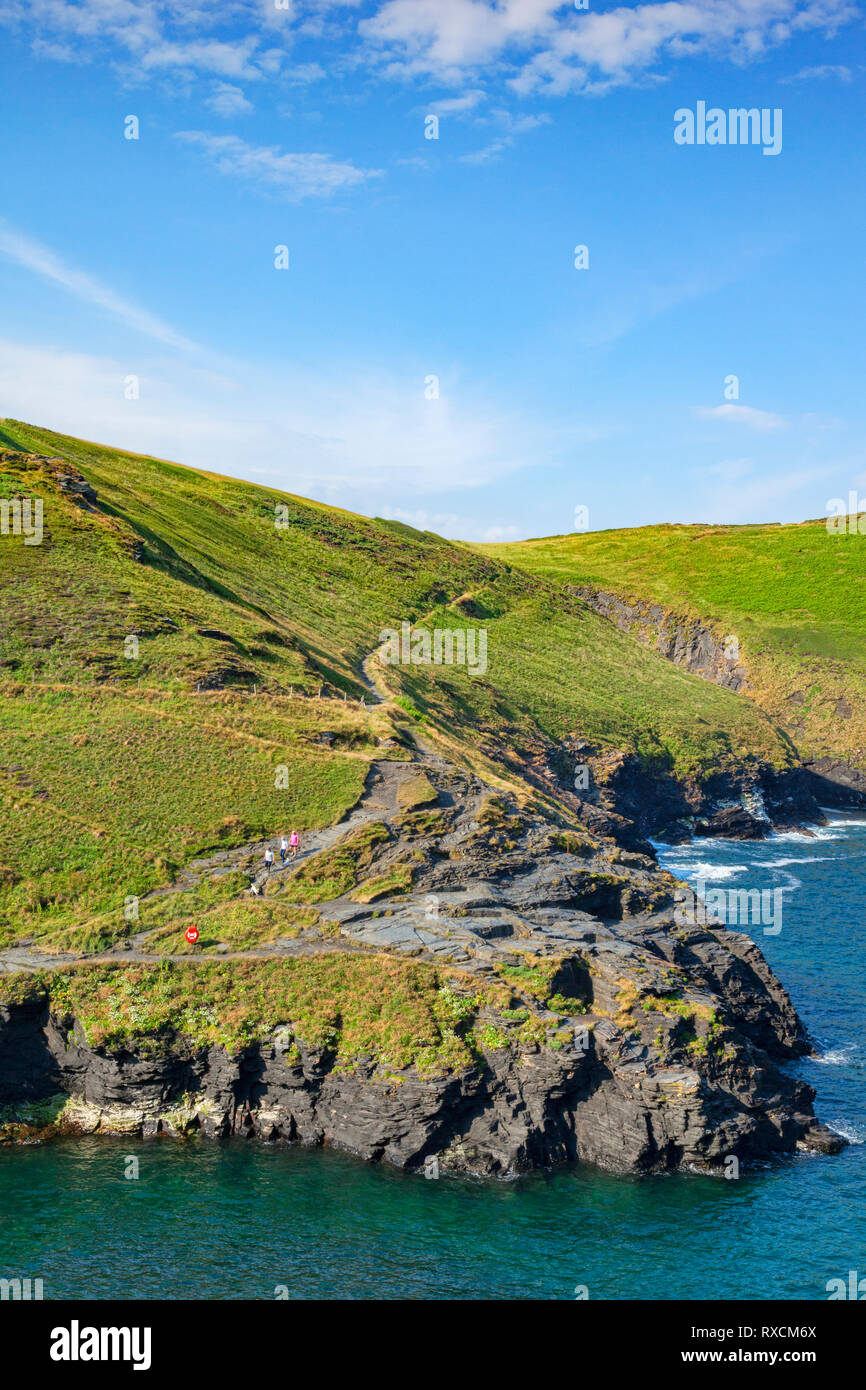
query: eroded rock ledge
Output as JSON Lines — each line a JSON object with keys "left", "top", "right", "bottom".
{"left": 0, "top": 760, "right": 845, "bottom": 1179}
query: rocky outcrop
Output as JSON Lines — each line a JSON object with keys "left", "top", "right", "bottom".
{"left": 803, "top": 756, "right": 866, "bottom": 807}
{"left": 0, "top": 451, "right": 98, "bottom": 510}
{"left": 569, "top": 585, "right": 749, "bottom": 691}
{"left": 567, "top": 584, "right": 866, "bottom": 816}
{"left": 491, "top": 732, "right": 823, "bottom": 844}
{"left": 0, "top": 977, "right": 837, "bottom": 1176}
{"left": 0, "top": 760, "right": 844, "bottom": 1178}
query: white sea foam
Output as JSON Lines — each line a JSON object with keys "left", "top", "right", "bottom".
{"left": 768, "top": 828, "right": 830, "bottom": 843}
{"left": 658, "top": 860, "right": 748, "bottom": 882}
{"left": 810, "top": 1044, "right": 858, "bottom": 1067}
{"left": 827, "top": 1120, "right": 865, "bottom": 1145}
{"left": 762, "top": 856, "right": 831, "bottom": 867}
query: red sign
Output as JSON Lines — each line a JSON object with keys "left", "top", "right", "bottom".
{"left": 185, "top": 925, "right": 199, "bottom": 944}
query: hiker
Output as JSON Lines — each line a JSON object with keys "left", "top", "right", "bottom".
{"left": 280, "top": 835, "right": 288, "bottom": 866}
{"left": 290, "top": 829, "right": 300, "bottom": 858}
{"left": 264, "top": 847, "right": 274, "bottom": 873}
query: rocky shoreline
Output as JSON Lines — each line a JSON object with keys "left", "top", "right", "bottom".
{"left": 0, "top": 757, "right": 847, "bottom": 1179}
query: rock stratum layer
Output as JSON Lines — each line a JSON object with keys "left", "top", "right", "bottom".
{"left": 0, "top": 758, "right": 844, "bottom": 1178}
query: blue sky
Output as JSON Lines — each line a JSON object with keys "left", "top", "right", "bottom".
{"left": 0, "top": 0, "right": 864, "bottom": 540}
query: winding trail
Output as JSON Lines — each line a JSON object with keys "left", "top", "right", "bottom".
{"left": 0, "top": 754, "right": 431, "bottom": 977}
{"left": 0, "top": 637, "right": 457, "bottom": 978}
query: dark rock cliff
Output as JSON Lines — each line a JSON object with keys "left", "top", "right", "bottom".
{"left": 0, "top": 761, "right": 845, "bottom": 1178}
{"left": 568, "top": 584, "right": 749, "bottom": 691}
{"left": 565, "top": 584, "right": 866, "bottom": 828}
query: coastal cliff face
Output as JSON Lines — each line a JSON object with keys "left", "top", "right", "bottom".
{"left": 0, "top": 760, "right": 843, "bottom": 1178}
{"left": 565, "top": 584, "right": 866, "bottom": 826}
{"left": 0, "top": 430, "right": 851, "bottom": 1185}
{"left": 567, "top": 584, "right": 750, "bottom": 692}
{"left": 485, "top": 725, "right": 825, "bottom": 846}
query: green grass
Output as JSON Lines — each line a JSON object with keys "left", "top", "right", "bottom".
{"left": 0, "top": 420, "right": 825, "bottom": 951}
{"left": 349, "top": 861, "right": 414, "bottom": 903}
{"left": 386, "top": 594, "right": 790, "bottom": 779}
{"left": 281, "top": 821, "right": 391, "bottom": 904}
{"left": 1, "top": 421, "right": 793, "bottom": 786}
{"left": 0, "top": 686, "right": 368, "bottom": 943}
{"left": 483, "top": 522, "right": 866, "bottom": 770}
{"left": 0, "top": 422, "right": 513, "bottom": 695}
{"left": 396, "top": 772, "right": 439, "bottom": 810}
{"left": 0, "top": 957, "right": 495, "bottom": 1076}
{"left": 144, "top": 899, "right": 322, "bottom": 954}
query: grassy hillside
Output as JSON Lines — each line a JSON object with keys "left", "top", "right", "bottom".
{"left": 0, "top": 420, "right": 798, "bottom": 944}
{"left": 482, "top": 523, "right": 866, "bottom": 772}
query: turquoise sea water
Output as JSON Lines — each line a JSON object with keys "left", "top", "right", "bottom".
{"left": 1, "top": 818, "right": 864, "bottom": 1301}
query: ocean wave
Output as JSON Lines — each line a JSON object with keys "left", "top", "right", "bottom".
{"left": 809, "top": 1044, "right": 859, "bottom": 1067}
{"left": 657, "top": 860, "right": 748, "bottom": 882}
{"left": 768, "top": 829, "right": 831, "bottom": 843}
{"left": 762, "top": 856, "right": 832, "bottom": 867}
{"left": 826, "top": 1120, "right": 866, "bottom": 1145}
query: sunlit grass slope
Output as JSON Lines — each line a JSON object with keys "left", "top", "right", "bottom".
{"left": 0, "top": 421, "right": 798, "bottom": 943}
{"left": 482, "top": 523, "right": 866, "bottom": 770}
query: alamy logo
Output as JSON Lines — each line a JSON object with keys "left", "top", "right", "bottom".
{"left": 826, "top": 1270, "right": 866, "bottom": 1299}
{"left": 674, "top": 102, "right": 782, "bottom": 156}
{"left": 379, "top": 620, "right": 487, "bottom": 677}
{"left": 0, "top": 1276, "right": 43, "bottom": 1300}
{"left": 0, "top": 496, "right": 43, "bottom": 545}
{"left": 826, "top": 492, "right": 866, "bottom": 534}
{"left": 50, "top": 1320, "right": 152, "bottom": 1371}
{"left": 675, "top": 876, "right": 782, "bottom": 936}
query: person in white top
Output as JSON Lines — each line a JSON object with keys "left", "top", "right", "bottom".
{"left": 280, "top": 836, "right": 289, "bottom": 865}
{"left": 264, "top": 847, "right": 274, "bottom": 872}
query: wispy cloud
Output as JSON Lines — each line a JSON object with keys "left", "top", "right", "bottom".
{"left": 136, "top": 35, "right": 272, "bottom": 81}
{"left": 0, "top": 1, "right": 292, "bottom": 82}
{"left": 697, "top": 457, "right": 755, "bottom": 481}
{"left": 0, "top": 221, "right": 198, "bottom": 352}
{"left": 175, "top": 131, "right": 382, "bottom": 199}
{"left": 459, "top": 108, "right": 550, "bottom": 165}
{"left": 426, "top": 89, "right": 487, "bottom": 114}
{"left": 780, "top": 63, "right": 854, "bottom": 83}
{"left": 206, "top": 82, "right": 253, "bottom": 117}
{"left": 0, "top": 338, "right": 554, "bottom": 503}
{"left": 701, "top": 465, "right": 837, "bottom": 521}
{"left": 695, "top": 403, "right": 787, "bottom": 431}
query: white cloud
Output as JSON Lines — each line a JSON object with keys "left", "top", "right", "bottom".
{"left": 175, "top": 131, "right": 382, "bottom": 198}
{"left": 0, "top": 221, "right": 199, "bottom": 352}
{"left": 459, "top": 106, "right": 549, "bottom": 163}
{"left": 360, "top": 0, "right": 859, "bottom": 94}
{"left": 698, "top": 457, "right": 755, "bottom": 480}
{"left": 475, "top": 521, "right": 519, "bottom": 540}
{"left": 0, "top": 339, "right": 551, "bottom": 502}
{"left": 5, "top": 0, "right": 859, "bottom": 99}
{"left": 206, "top": 82, "right": 254, "bottom": 116}
{"left": 136, "top": 35, "right": 269, "bottom": 80}
{"left": 286, "top": 62, "right": 328, "bottom": 83}
{"left": 695, "top": 403, "right": 787, "bottom": 431}
{"left": 780, "top": 62, "right": 853, "bottom": 82}
{"left": 426, "top": 88, "right": 487, "bottom": 113}
{"left": 0, "top": 1, "right": 294, "bottom": 82}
